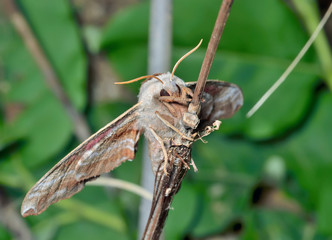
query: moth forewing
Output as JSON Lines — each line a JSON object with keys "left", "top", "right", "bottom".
{"left": 21, "top": 72, "right": 243, "bottom": 218}
{"left": 21, "top": 103, "right": 142, "bottom": 217}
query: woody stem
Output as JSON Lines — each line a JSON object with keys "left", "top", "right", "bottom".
{"left": 190, "top": 0, "right": 234, "bottom": 114}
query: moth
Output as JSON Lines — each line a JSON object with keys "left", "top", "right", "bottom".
{"left": 21, "top": 42, "right": 243, "bottom": 217}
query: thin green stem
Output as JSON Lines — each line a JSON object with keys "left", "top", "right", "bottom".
{"left": 292, "top": 0, "right": 332, "bottom": 90}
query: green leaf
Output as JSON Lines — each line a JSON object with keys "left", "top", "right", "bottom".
{"left": 0, "top": 23, "right": 73, "bottom": 168}
{"left": 18, "top": 0, "right": 87, "bottom": 109}
{"left": 242, "top": 209, "right": 305, "bottom": 240}
{"left": 101, "top": 0, "right": 320, "bottom": 139}
{"left": 1, "top": 23, "right": 45, "bottom": 104}
{"left": 164, "top": 182, "right": 197, "bottom": 239}
{"left": 284, "top": 92, "right": 332, "bottom": 218}
{"left": 0, "top": 225, "right": 10, "bottom": 240}
{"left": 102, "top": 2, "right": 149, "bottom": 48}
{"left": 317, "top": 177, "right": 332, "bottom": 234}
{"left": 55, "top": 220, "right": 129, "bottom": 240}
{"left": 3, "top": 92, "right": 72, "bottom": 167}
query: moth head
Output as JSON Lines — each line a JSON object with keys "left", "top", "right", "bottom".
{"left": 136, "top": 73, "right": 185, "bottom": 103}
{"left": 158, "top": 39, "right": 202, "bottom": 99}
{"left": 159, "top": 73, "right": 185, "bottom": 98}
{"left": 117, "top": 40, "right": 202, "bottom": 103}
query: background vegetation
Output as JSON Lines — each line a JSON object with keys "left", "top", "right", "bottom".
{"left": 1, "top": 0, "right": 332, "bottom": 239}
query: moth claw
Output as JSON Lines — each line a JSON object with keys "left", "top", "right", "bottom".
{"left": 191, "top": 158, "right": 198, "bottom": 172}
{"left": 163, "top": 165, "right": 169, "bottom": 175}
{"left": 174, "top": 150, "right": 190, "bottom": 170}
{"left": 183, "top": 112, "right": 200, "bottom": 129}
{"left": 197, "top": 133, "right": 208, "bottom": 144}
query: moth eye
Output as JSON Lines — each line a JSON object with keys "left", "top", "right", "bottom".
{"left": 160, "top": 89, "right": 170, "bottom": 96}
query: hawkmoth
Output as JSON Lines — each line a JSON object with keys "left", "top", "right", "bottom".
{"left": 21, "top": 44, "right": 243, "bottom": 218}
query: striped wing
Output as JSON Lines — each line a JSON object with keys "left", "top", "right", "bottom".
{"left": 21, "top": 103, "right": 142, "bottom": 217}
{"left": 187, "top": 80, "right": 243, "bottom": 128}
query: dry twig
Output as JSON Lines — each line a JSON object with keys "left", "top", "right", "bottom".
{"left": 190, "top": 0, "right": 234, "bottom": 114}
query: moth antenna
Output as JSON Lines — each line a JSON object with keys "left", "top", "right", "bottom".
{"left": 170, "top": 39, "right": 203, "bottom": 81}
{"left": 115, "top": 75, "right": 164, "bottom": 85}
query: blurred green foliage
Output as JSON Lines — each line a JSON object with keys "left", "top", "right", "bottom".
{"left": 1, "top": 0, "right": 332, "bottom": 239}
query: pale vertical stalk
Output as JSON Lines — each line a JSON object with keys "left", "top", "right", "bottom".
{"left": 138, "top": 0, "right": 172, "bottom": 238}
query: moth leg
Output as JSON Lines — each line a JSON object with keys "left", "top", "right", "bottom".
{"left": 155, "top": 111, "right": 194, "bottom": 141}
{"left": 196, "top": 120, "right": 222, "bottom": 140}
{"left": 149, "top": 128, "right": 169, "bottom": 175}
{"left": 159, "top": 85, "right": 193, "bottom": 105}
{"left": 159, "top": 96, "right": 191, "bottom": 105}
{"left": 174, "top": 150, "right": 190, "bottom": 170}
{"left": 161, "top": 101, "right": 177, "bottom": 117}
{"left": 182, "top": 86, "right": 194, "bottom": 98}
{"left": 195, "top": 132, "right": 208, "bottom": 143}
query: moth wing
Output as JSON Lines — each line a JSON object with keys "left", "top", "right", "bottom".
{"left": 21, "top": 103, "right": 142, "bottom": 217}
{"left": 187, "top": 81, "right": 243, "bottom": 127}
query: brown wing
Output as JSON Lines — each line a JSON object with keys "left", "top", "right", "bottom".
{"left": 21, "top": 103, "right": 142, "bottom": 217}
{"left": 187, "top": 81, "right": 243, "bottom": 128}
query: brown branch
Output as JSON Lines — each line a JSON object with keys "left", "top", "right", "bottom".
{"left": 142, "top": 146, "right": 191, "bottom": 240}
{"left": 3, "top": 0, "right": 91, "bottom": 142}
{"left": 190, "top": 0, "right": 234, "bottom": 114}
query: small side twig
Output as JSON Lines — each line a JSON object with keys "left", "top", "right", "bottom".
{"left": 3, "top": 0, "right": 91, "bottom": 142}
{"left": 190, "top": 0, "right": 234, "bottom": 114}
{"left": 87, "top": 177, "right": 153, "bottom": 201}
